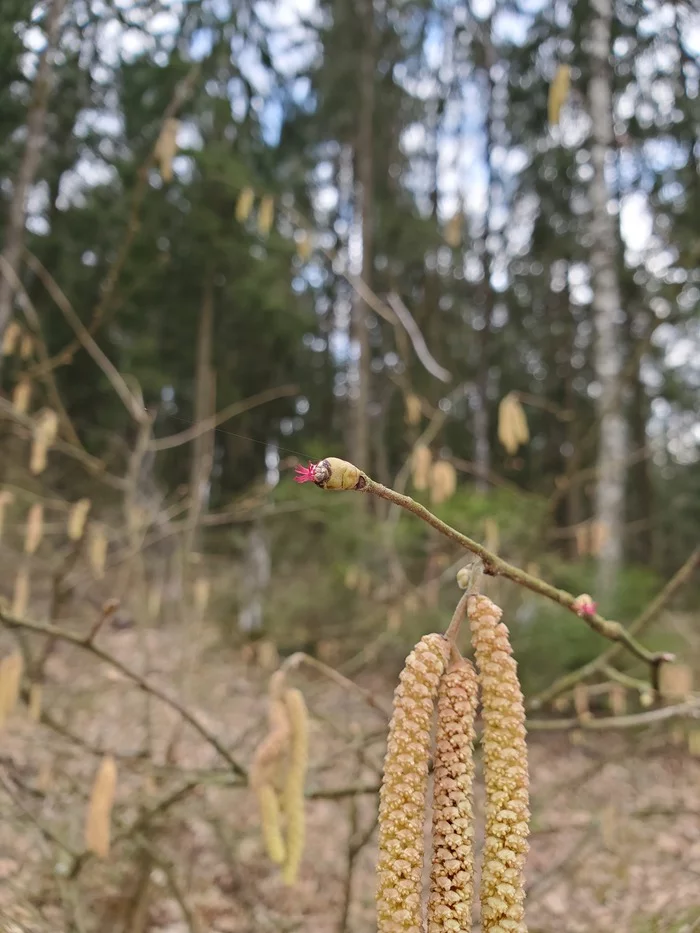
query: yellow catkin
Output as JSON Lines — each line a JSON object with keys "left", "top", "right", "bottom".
{"left": 296, "top": 230, "right": 313, "bottom": 261}
{"left": 30, "top": 409, "right": 59, "bottom": 475}
{"left": 0, "top": 490, "right": 14, "bottom": 541}
{"left": 282, "top": 687, "right": 309, "bottom": 885}
{"left": 1, "top": 320, "right": 21, "bottom": 355}
{"left": 235, "top": 186, "right": 255, "bottom": 222}
{"left": 444, "top": 212, "right": 463, "bottom": 248}
{"left": 88, "top": 524, "right": 108, "bottom": 579}
{"left": 0, "top": 652, "right": 24, "bottom": 728}
{"left": 377, "top": 633, "right": 450, "bottom": 933}
{"left": 428, "top": 657, "right": 479, "bottom": 933}
{"left": 497, "top": 394, "right": 529, "bottom": 456}
{"left": 12, "top": 567, "right": 30, "bottom": 617}
{"left": 405, "top": 393, "right": 422, "bottom": 426}
{"left": 250, "top": 674, "right": 292, "bottom": 866}
{"left": 85, "top": 755, "right": 117, "bottom": 858}
{"left": 28, "top": 683, "right": 42, "bottom": 722}
{"left": 548, "top": 64, "right": 572, "bottom": 126}
{"left": 12, "top": 379, "right": 32, "bottom": 414}
{"left": 258, "top": 782, "right": 287, "bottom": 864}
{"left": 257, "top": 195, "right": 275, "bottom": 236}
{"left": 67, "top": 498, "right": 91, "bottom": 541}
{"left": 24, "top": 503, "right": 44, "bottom": 554}
{"left": 469, "top": 595, "right": 529, "bottom": 933}
{"left": 19, "top": 333, "right": 34, "bottom": 360}
{"left": 154, "top": 117, "right": 180, "bottom": 182}
{"left": 430, "top": 461, "right": 457, "bottom": 505}
{"left": 411, "top": 444, "right": 432, "bottom": 491}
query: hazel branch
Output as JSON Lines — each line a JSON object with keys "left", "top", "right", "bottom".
{"left": 0, "top": 606, "right": 246, "bottom": 779}
{"left": 295, "top": 457, "right": 673, "bottom": 671}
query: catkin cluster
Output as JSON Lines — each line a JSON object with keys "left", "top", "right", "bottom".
{"left": 376, "top": 594, "right": 529, "bottom": 933}
{"left": 250, "top": 672, "right": 310, "bottom": 885}
{"left": 377, "top": 633, "right": 450, "bottom": 933}
{"left": 470, "top": 594, "right": 529, "bottom": 933}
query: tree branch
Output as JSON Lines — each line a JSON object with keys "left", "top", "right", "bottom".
{"left": 0, "top": 607, "right": 246, "bottom": 779}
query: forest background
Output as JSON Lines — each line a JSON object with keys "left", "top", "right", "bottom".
{"left": 0, "top": 0, "right": 699, "bottom": 931}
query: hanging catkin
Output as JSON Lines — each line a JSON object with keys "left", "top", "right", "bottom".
{"left": 376, "top": 633, "right": 450, "bottom": 933}
{"left": 1, "top": 320, "right": 21, "bottom": 356}
{"left": 548, "top": 64, "right": 572, "bottom": 126}
{"left": 411, "top": 444, "right": 432, "bottom": 491}
{"left": 85, "top": 755, "right": 118, "bottom": 858}
{"left": 281, "top": 687, "right": 309, "bottom": 884}
{"left": 250, "top": 672, "right": 291, "bottom": 866}
{"left": 0, "top": 652, "right": 24, "bottom": 728}
{"left": 235, "top": 186, "right": 255, "bottom": 223}
{"left": 12, "top": 379, "right": 32, "bottom": 414}
{"left": 12, "top": 567, "right": 30, "bottom": 617}
{"left": 497, "top": 394, "right": 529, "bottom": 456}
{"left": 87, "top": 523, "right": 108, "bottom": 579}
{"left": 428, "top": 657, "right": 479, "bottom": 933}
{"left": 257, "top": 195, "right": 275, "bottom": 236}
{"left": 67, "top": 498, "right": 91, "bottom": 541}
{"left": 0, "top": 490, "right": 14, "bottom": 542}
{"left": 30, "top": 409, "right": 59, "bottom": 475}
{"left": 24, "top": 503, "right": 44, "bottom": 554}
{"left": 469, "top": 595, "right": 529, "bottom": 933}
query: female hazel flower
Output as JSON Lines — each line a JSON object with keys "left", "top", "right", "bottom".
{"left": 294, "top": 462, "right": 317, "bottom": 484}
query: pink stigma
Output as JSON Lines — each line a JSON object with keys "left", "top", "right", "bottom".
{"left": 294, "top": 461, "right": 317, "bottom": 484}
{"left": 576, "top": 600, "right": 597, "bottom": 618}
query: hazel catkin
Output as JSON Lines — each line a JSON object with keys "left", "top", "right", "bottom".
{"left": 428, "top": 657, "right": 478, "bottom": 933}
{"left": 250, "top": 672, "right": 292, "bottom": 867}
{"left": 282, "top": 687, "right": 309, "bottom": 885}
{"left": 469, "top": 595, "right": 529, "bottom": 933}
{"left": 377, "top": 633, "right": 450, "bottom": 933}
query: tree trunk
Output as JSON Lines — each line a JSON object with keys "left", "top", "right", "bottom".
{"left": 588, "top": 0, "right": 627, "bottom": 602}
{"left": 350, "top": 0, "right": 375, "bottom": 475}
{"left": 0, "top": 0, "right": 66, "bottom": 357}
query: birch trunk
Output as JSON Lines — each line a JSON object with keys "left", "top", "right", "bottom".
{"left": 0, "top": 0, "right": 66, "bottom": 354}
{"left": 350, "top": 0, "right": 375, "bottom": 476}
{"left": 588, "top": 0, "right": 627, "bottom": 600}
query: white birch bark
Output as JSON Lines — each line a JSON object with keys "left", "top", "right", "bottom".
{"left": 588, "top": 0, "right": 627, "bottom": 599}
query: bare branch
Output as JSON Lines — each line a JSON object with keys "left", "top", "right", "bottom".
{"left": 150, "top": 384, "right": 298, "bottom": 451}
{"left": 0, "top": 607, "right": 247, "bottom": 779}
{"left": 385, "top": 292, "right": 452, "bottom": 383}
{"left": 24, "top": 251, "right": 148, "bottom": 423}
{"left": 0, "top": 0, "right": 67, "bottom": 348}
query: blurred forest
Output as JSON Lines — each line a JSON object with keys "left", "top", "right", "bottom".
{"left": 0, "top": 0, "right": 699, "bottom": 931}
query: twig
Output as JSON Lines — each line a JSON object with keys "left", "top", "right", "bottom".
{"left": 279, "top": 651, "right": 391, "bottom": 717}
{"left": 0, "top": 607, "right": 246, "bottom": 779}
{"left": 525, "top": 697, "right": 700, "bottom": 731}
{"left": 385, "top": 292, "right": 452, "bottom": 383}
{"left": 0, "top": 766, "right": 79, "bottom": 858}
{"left": 68, "top": 779, "right": 202, "bottom": 878}
{"left": 0, "top": 0, "right": 66, "bottom": 347}
{"left": 0, "top": 255, "right": 82, "bottom": 446}
{"left": 349, "top": 472, "right": 671, "bottom": 669}
{"left": 0, "top": 398, "right": 124, "bottom": 487}
{"left": 24, "top": 251, "right": 148, "bottom": 423}
{"left": 137, "top": 835, "right": 203, "bottom": 933}
{"left": 530, "top": 547, "right": 699, "bottom": 709}
{"left": 150, "top": 384, "right": 298, "bottom": 451}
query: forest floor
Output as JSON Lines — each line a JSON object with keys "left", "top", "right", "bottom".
{"left": 1, "top": 615, "right": 700, "bottom": 933}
